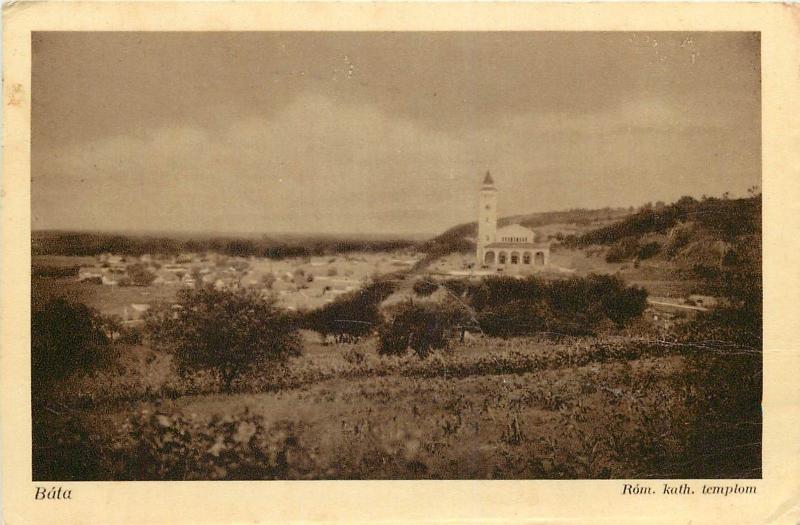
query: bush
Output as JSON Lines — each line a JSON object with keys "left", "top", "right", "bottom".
{"left": 145, "top": 288, "right": 301, "bottom": 391}
{"left": 463, "top": 275, "right": 647, "bottom": 337}
{"left": 637, "top": 241, "right": 661, "bottom": 260}
{"left": 412, "top": 279, "right": 439, "bottom": 297}
{"left": 673, "top": 234, "right": 761, "bottom": 477}
{"left": 378, "top": 302, "right": 458, "bottom": 358}
{"left": 32, "top": 298, "right": 110, "bottom": 388}
{"left": 32, "top": 265, "right": 80, "bottom": 278}
{"left": 121, "top": 409, "right": 312, "bottom": 480}
{"left": 126, "top": 263, "right": 156, "bottom": 286}
{"left": 605, "top": 237, "right": 640, "bottom": 263}
{"left": 305, "top": 280, "right": 396, "bottom": 343}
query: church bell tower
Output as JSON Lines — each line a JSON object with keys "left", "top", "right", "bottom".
{"left": 477, "top": 171, "right": 498, "bottom": 266}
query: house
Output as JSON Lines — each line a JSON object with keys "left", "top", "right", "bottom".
{"left": 78, "top": 267, "right": 103, "bottom": 282}
{"left": 123, "top": 303, "right": 151, "bottom": 322}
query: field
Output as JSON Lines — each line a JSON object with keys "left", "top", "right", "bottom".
{"left": 40, "top": 329, "right": 718, "bottom": 480}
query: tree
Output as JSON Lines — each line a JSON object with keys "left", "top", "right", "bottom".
{"left": 126, "top": 263, "right": 157, "bottom": 286}
{"left": 145, "top": 288, "right": 301, "bottom": 391}
{"left": 378, "top": 302, "right": 456, "bottom": 358}
{"left": 305, "top": 281, "right": 395, "bottom": 343}
{"left": 32, "top": 299, "right": 109, "bottom": 388}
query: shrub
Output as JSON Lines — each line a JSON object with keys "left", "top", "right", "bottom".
{"left": 145, "top": 288, "right": 301, "bottom": 391}
{"left": 32, "top": 412, "right": 104, "bottom": 480}
{"left": 674, "top": 235, "right": 762, "bottom": 477}
{"left": 605, "top": 237, "right": 640, "bottom": 263}
{"left": 665, "top": 224, "right": 694, "bottom": 257}
{"left": 305, "top": 280, "right": 396, "bottom": 343}
{"left": 126, "top": 263, "right": 157, "bottom": 286}
{"left": 412, "top": 279, "right": 439, "bottom": 297}
{"left": 378, "top": 302, "right": 457, "bottom": 358}
{"left": 121, "top": 409, "right": 312, "bottom": 480}
{"left": 637, "top": 241, "right": 661, "bottom": 260}
{"left": 32, "top": 298, "right": 110, "bottom": 388}
{"left": 459, "top": 275, "right": 647, "bottom": 337}
{"left": 32, "top": 265, "right": 80, "bottom": 278}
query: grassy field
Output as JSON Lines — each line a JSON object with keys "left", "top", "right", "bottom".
{"left": 37, "top": 327, "right": 734, "bottom": 480}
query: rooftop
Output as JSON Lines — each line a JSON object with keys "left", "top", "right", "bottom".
{"left": 485, "top": 242, "right": 549, "bottom": 250}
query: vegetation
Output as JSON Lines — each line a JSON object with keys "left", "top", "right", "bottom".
{"left": 304, "top": 280, "right": 396, "bottom": 343}
{"left": 378, "top": 302, "right": 462, "bottom": 357}
{"left": 32, "top": 231, "right": 416, "bottom": 259}
{"left": 412, "top": 279, "right": 439, "bottom": 297}
{"left": 125, "top": 263, "right": 157, "bottom": 286}
{"left": 29, "top": 191, "right": 761, "bottom": 481}
{"left": 145, "top": 288, "right": 301, "bottom": 391}
{"left": 439, "top": 274, "right": 648, "bottom": 337}
{"left": 418, "top": 207, "right": 631, "bottom": 260}
{"left": 32, "top": 264, "right": 80, "bottom": 278}
{"left": 568, "top": 193, "right": 761, "bottom": 264}
{"left": 31, "top": 298, "right": 111, "bottom": 388}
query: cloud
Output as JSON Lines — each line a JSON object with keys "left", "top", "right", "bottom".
{"left": 33, "top": 91, "right": 759, "bottom": 235}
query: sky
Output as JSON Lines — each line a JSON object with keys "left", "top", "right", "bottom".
{"left": 31, "top": 32, "right": 761, "bottom": 236}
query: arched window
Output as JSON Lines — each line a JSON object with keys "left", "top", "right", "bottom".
{"left": 484, "top": 251, "right": 496, "bottom": 264}
{"left": 523, "top": 252, "right": 531, "bottom": 264}
{"left": 498, "top": 252, "right": 507, "bottom": 264}
{"left": 510, "top": 252, "right": 519, "bottom": 264}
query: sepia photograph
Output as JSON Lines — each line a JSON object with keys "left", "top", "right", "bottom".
{"left": 29, "top": 30, "right": 762, "bottom": 482}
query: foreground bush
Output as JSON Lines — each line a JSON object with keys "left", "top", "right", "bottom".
{"left": 145, "top": 288, "right": 301, "bottom": 391}
{"left": 32, "top": 298, "right": 111, "bottom": 389}
{"left": 379, "top": 302, "right": 459, "bottom": 358}
{"left": 120, "top": 409, "right": 312, "bottom": 480}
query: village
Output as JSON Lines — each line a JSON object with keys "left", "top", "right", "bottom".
{"left": 72, "top": 250, "right": 425, "bottom": 322}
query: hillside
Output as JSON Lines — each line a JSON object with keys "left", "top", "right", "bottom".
{"left": 571, "top": 194, "right": 761, "bottom": 269}
{"left": 419, "top": 207, "right": 632, "bottom": 259}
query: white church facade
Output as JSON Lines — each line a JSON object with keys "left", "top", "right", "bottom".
{"left": 476, "top": 172, "right": 550, "bottom": 272}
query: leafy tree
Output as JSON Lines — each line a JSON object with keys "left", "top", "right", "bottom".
{"left": 145, "top": 288, "right": 301, "bottom": 390}
{"left": 378, "top": 302, "right": 457, "bottom": 358}
{"left": 126, "top": 263, "right": 157, "bottom": 286}
{"left": 32, "top": 299, "right": 110, "bottom": 388}
{"left": 305, "top": 280, "right": 395, "bottom": 343}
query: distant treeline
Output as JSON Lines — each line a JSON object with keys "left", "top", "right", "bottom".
{"left": 32, "top": 232, "right": 417, "bottom": 259}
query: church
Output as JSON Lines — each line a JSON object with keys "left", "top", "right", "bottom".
{"left": 476, "top": 172, "right": 550, "bottom": 272}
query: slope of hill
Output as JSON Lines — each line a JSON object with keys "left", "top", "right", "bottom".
{"left": 572, "top": 195, "right": 761, "bottom": 270}
{"left": 419, "top": 207, "right": 632, "bottom": 259}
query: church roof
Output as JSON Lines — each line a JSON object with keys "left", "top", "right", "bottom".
{"left": 485, "top": 242, "right": 549, "bottom": 249}
{"left": 482, "top": 171, "right": 494, "bottom": 185}
{"left": 496, "top": 223, "right": 535, "bottom": 235}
